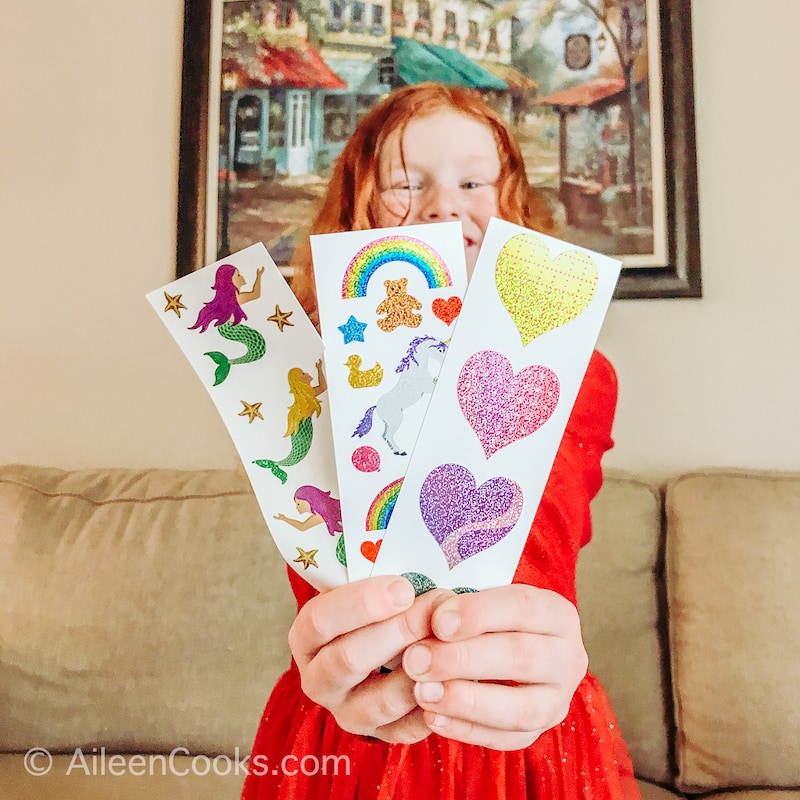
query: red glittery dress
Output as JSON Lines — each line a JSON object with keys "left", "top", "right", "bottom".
{"left": 241, "top": 351, "right": 641, "bottom": 800}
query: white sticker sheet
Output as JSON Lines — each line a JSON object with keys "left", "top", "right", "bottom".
{"left": 147, "top": 243, "right": 347, "bottom": 591}
{"left": 371, "top": 218, "right": 622, "bottom": 591}
{"left": 310, "top": 222, "right": 468, "bottom": 581}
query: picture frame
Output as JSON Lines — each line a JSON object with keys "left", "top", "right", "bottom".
{"left": 176, "top": 0, "right": 701, "bottom": 298}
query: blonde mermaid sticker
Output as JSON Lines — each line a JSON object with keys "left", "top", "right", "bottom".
{"left": 254, "top": 360, "right": 327, "bottom": 483}
{"left": 190, "top": 264, "right": 265, "bottom": 385}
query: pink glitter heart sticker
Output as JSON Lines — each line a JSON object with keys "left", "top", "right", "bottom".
{"left": 457, "top": 350, "right": 560, "bottom": 458}
{"left": 420, "top": 463, "right": 524, "bottom": 569}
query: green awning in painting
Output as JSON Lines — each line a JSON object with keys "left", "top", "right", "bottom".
{"left": 391, "top": 37, "right": 507, "bottom": 90}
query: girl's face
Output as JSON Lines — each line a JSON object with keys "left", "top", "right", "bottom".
{"left": 374, "top": 108, "right": 501, "bottom": 277}
{"left": 232, "top": 269, "right": 246, "bottom": 289}
{"left": 294, "top": 497, "right": 311, "bottom": 514}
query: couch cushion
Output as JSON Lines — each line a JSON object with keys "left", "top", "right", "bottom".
{"left": 577, "top": 470, "right": 672, "bottom": 785}
{"left": 0, "top": 465, "right": 297, "bottom": 755}
{"left": 666, "top": 470, "right": 800, "bottom": 793}
{"left": 0, "top": 753, "right": 243, "bottom": 800}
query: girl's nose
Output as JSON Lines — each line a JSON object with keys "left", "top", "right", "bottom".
{"left": 421, "top": 185, "right": 460, "bottom": 220}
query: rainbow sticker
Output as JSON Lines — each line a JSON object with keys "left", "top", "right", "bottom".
{"left": 366, "top": 478, "right": 403, "bottom": 531}
{"left": 342, "top": 236, "right": 452, "bottom": 298}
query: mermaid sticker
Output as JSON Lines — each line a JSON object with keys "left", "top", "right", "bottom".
{"left": 274, "top": 485, "right": 342, "bottom": 535}
{"left": 189, "top": 264, "right": 266, "bottom": 385}
{"left": 254, "top": 360, "right": 327, "bottom": 483}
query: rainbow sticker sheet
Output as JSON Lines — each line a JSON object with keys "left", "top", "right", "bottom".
{"left": 310, "top": 222, "right": 468, "bottom": 581}
{"left": 371, "top": 217, "right": 621, "bottom": 591}
{"left": 146, "top": 243, "right": 347, "bottom": 591}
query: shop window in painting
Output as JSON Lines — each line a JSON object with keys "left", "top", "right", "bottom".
{"left": 268, "top": 93, "right": 286, "bottom": 148}
{"left": 329, "top": 0, "right": 344, "bottom": 31}
{"left": 391, "top": 0, "right": 405, "bottom": 26}
{"left": 466, "top": 19, "right": 479, "bottom": 49}
{"left": 275, "top": 0, "right": 293, "bottom": 28}
{"left": 351, "top": 1, "right": 366, "bottom": 31}
{"left": 444, "top": 10, "right": 458, "bottom": 42}
{"left": 371, "top": 4, "right": 385, "bottom": 34}
{"left": 415, "top": 0, "right": 431, "bottom": 34}
{"left": 322, "top": 95, "right": 351, "bottom": 143}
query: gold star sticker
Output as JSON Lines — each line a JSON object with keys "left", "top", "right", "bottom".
{"left": 294, "top": 547, "right": 319, "bottom": 570}
{"left": 164, "top": 292, "right": 187, "bottom": 317}
{"left": 238, "top": 400, "right": 264, "bottom": 423}
{"left": 267, "top": 304, "right": 294, "bottom": 332}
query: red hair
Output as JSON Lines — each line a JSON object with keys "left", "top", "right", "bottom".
{"left": 292, "top": 82, "right": 555, "bottom": 320}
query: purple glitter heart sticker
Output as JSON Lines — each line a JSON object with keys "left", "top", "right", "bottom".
{"left": 419, "top": 463, "right": 524, "bottom": 569}
{"left": 457, "top": 350, "right": 560, "bottom": 458}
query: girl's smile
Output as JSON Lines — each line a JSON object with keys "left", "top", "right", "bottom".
{"left": 374, "top": 108, "right": 501, "bottom": 276}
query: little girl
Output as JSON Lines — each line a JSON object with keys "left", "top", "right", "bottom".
{"left": 242, "top": 83, "right": 640, "bottom": 800}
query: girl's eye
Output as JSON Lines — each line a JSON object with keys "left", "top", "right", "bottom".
{"left": 461, "top": 180, "right": 487, "bottom": 190}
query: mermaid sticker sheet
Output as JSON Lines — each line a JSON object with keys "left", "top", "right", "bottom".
{"left": 146, "top": 243, "right": 347, "bottom": 591}
{"left": 371, "top": 218, "right": 621, "bottom": 591}
{"left": 310, "top": 222, "right": 468, "bottom": 581}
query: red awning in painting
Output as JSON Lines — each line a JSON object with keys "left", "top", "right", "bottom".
{"left": 222, "top": 38, "right": 347, "bottom": 90}
{"left": 536, "top": 78, "right": 626, "bottom": 109}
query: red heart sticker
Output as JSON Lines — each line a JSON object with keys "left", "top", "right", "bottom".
{"left": 360, "top": 539, "right": 383, "bottom": 563}
{"left": 432, "top": 296, "right": 462, "bottom": 325}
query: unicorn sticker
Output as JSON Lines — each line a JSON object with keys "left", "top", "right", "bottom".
{"left": 254, "top": 360, "right": 327, "bottom": 483}
{"left": 352, "top": 335, "right": 447, "bottom": 456}
{"left": 189, "top": 264, "right": 265, "bottom": 385}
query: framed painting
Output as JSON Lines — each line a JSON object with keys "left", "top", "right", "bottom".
{"left": 176, "top": 0, "right": 701, "bottom": 298}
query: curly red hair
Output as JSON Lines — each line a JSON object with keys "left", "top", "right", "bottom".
{"left": 291, "top": 82, "right": 555, "bottom": 320}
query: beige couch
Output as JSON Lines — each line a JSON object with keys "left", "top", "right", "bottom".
{"left": 1, "top": 463, "right": 799, "bottom": 799}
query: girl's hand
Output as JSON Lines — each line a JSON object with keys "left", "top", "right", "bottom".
{"left": 288, "top": 576, "right": 448, "bottom": 744}
{"left": 402, "top": 585, "right": 588, "bottom": 751}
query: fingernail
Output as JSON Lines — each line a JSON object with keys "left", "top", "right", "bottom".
{"left": 404, "top": 644, "right": 432, "bottom": 676}
{"left": 435, "top": 609, "right": 460, "bottom": 638}
{"left": 428, "top": 712, "right": 450, "bottom": 730}
{"left": 416, "top": 681, "right": 444, "bottom": 703}
{"left": 388, "top": 578, "right": 415, "bottom": 608}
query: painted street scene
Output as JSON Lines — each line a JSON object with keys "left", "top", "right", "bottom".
{"left": 217, "top": 0, "right": 656, "bottom": 266}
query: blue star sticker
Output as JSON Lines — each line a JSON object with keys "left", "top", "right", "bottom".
{"left": 338, "top": 315, "right": 368, "bottom": 344}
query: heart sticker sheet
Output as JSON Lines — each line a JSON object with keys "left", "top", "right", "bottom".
{"left": 146, "top": 243, "right": 347, "bottom": 591}
{"left": 371, "top": 218, "right": 621, "bottom": 591}
{"left": 310, "top": 222, "right": 468, "bottom": 581}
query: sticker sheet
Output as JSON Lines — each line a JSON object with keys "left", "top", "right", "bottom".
{"left": 371, "top": 218, "right": 621, "bottom": 591}
{"left": 146, "top": 243, "right": 347, "bottom": 591}
{"left": 310, "top": 222, "right": 468, "bottom": 581}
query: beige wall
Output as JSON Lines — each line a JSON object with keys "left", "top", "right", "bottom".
{"left": 1, "top": 1, "right": 798, "bottom": 479}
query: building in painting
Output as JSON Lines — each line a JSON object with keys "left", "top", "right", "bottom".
{"left": 218, "top": 0, "right": 538, "bottom": 182}
{"left": 533, "top": 0, "right": 653, "bottom": 245}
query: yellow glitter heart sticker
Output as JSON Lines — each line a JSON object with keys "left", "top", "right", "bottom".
{"left": 495, "top": 233, "right": 598, "bottom": 346}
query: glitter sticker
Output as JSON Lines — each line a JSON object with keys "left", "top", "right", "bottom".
{"left": 351, "top": 445, "right": 381, "bottom": 473}
{"left": 495, "top": 233, "right": 598, "bottom": 345}
{"left": 366, "top": 479, "right": 403, "bottom": 531}
{"left": 337, "top": 314, "right": 368, "bottom": 344}
{"left": 360, "top": 539, "right": 382, "bottom": 563}
{"left": 419, "top": 463, "right": 524, "bottom": 569}
{"left": 375, "top": 278, "right": 422, "bottom": 332}
{"left": 431, "top": 295, "right": 462, "bottom": 325}
{"left": 351, "top": 336, "right": 447, "bottom": 456}
{"left": 341, "top": 235, "right": 452, "bottom": 298}
{"left": 401, "top": 571, "right": 437, "bottom": 596}
{"left": 457, "top": 350, "right": 560, "bottom": 458}
{"left": 345, "top": 355, "right": 384, "bottom": 388}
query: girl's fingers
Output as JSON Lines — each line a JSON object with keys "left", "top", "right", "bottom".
{"left": 288, "top": 576, "right": 416, "bottom": 667}
{"left": 403, "top": 630, "right": 572, "bottom": 685}
{"left": 430, "top": 584, "right": 582, "bottom": 642}
{"left": 299, "top": 589, "right": 451, "bottom": 708}
{"left": 330, "top": 668, "right": 425, "bottom": 740}
{"left": 414, "top": 678, "right": 572, "bottom": 740}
